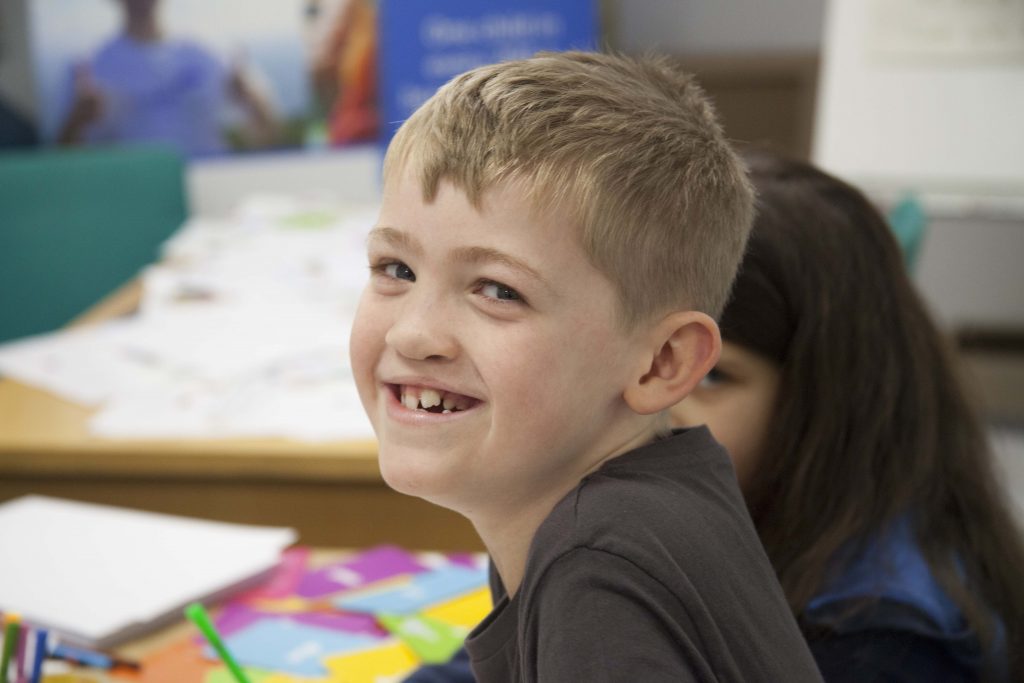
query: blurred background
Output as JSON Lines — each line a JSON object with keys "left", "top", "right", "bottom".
{"left": 1, "top": 0, "right": 1022, "bottom": 547}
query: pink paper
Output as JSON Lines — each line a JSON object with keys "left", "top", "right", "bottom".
{"left": 209, "top": 604, "right": 386, "bottom": 640}
{"left": 235, "top": 546, "right": 312, "bottom": 602}
{"left": 296, "top": 545, "right": 425, "bottom": 598}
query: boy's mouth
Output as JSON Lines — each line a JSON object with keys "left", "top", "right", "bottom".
{"left": 390, "top": 384, "right": 480, "bottom": 414}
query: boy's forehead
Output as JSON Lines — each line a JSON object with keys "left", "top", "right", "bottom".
{"left": 382, "top": 163, "right": 563, "bottom": 227}
{"left": 377, "top": 172, "right": 604, "bottom": 271}
{"left": 376, "top": 175, "right": 571, "bottom": 251}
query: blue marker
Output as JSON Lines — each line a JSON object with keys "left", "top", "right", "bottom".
{"left": 50, "top": 642, "right": 139, "bottom": 670}
{"left": 29, "top": 629, "right": 47, "bottom": 683}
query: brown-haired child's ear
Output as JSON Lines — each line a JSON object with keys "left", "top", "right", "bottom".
{"left": 623, "top": 311, "right": 721, "bottom": 415}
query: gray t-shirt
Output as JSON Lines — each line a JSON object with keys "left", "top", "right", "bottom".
{"left": 465, "top": 427, "right": 824, "bottom": 682}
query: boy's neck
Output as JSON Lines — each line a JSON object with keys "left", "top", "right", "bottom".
{"left": 475, "top": 503, "right": 553, "bottom": 599}
{"left": 473, "top": 419, "right": 660, "bottom": 597}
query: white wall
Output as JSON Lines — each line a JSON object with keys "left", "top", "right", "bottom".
{"left": 813, "top": 0, "right": 1024, "bottom": 206}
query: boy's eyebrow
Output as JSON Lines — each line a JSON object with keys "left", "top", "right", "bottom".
{"left": 368, "top": 226, "right": 423, "bottom": 255}
{"left": 450, "top": 246, "right": 547, "bottom": 287}
{"left": 368, "top": 227, "right": 549, "bottom": 288}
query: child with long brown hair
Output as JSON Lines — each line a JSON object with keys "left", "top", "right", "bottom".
{"left": 405, "top": 149, "right": 1024, "bottom": 682}
{"left": 673, "top": 148, "right": 1024, "bottom": 682}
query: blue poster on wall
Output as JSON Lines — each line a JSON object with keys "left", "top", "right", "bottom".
{"left": 378, "top": 0, "right": 597, "bottom": 142}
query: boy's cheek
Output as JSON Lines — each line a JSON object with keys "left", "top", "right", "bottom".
{"left": 348, "top": 314, "right": 379, "bottom": 395}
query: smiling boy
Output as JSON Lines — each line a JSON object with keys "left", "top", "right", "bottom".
{"left": 350, "top": 52, "right": 823, "bottom": 682}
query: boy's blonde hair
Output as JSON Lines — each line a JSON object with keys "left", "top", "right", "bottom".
{"left": 383, "top": 51, "right": 753, "bottom": 325}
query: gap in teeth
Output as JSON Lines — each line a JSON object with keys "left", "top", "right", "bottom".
{"left": 401, "top": 386, "right": 466, "bottom": 412}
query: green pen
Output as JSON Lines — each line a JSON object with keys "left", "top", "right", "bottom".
{"left": 2, "top": 613, "right": 21, "bottom": 683}
{"left": 184, "top": 603, "right": 252, "bottom": 683}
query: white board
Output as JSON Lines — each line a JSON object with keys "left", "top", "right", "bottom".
{"left": 813, "top": 0, "right": 1024, "bottom": 216}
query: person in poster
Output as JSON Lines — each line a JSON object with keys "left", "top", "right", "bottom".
{"left": 57, "top": 0, "right": 280, "bottom": 156}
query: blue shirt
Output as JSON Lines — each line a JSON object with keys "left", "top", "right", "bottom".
{"left": 76, "top": 35, "right": 229, "bottom": 156}
{"left": 804, "top": 517, "right": 1006, "bottom": 682}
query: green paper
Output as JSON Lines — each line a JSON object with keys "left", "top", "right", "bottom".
{"left": 279, "top": 210, "right": 339, "bottom": 230}
{"left": 378, "top": 613, "right": 468, "bottom": 664}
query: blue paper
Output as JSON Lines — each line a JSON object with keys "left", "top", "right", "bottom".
{"left": 336, "top": 565, "right": 488, "bottom": 615}
{"left": 209, "top": 618, "right": 380, "bottom": 677}
{"left": 378, "top": 0, "right": 597, "bottom": 141}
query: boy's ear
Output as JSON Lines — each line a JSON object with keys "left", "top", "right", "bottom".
{"left": 623, "top": 311, "right": 721, "bottom": 415}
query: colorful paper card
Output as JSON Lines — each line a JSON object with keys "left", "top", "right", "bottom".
{"left": 421, "top": 586, "right": 492, "bottom": 630}
{"left": 297, "top": 546, "right": 425, "bottom": 598}
{"left": 262, "top": 675, "right": 333, "bottom": 683}
{"left": 212, "top": 604, "right": 385, "bottom": 640}
{"left": 209, "top": 619, "right": 381, "bottom": 677}
{"left": 377, "top": 613, "right": 467, "bottom": 664}
{"left": 205, "top": 667, "right": 275, "bottom": 683}
{"left": 133, "top": 635, "right": 218, "bottom": 683}
{"left": 443, "top": 552, "right": 487, "bottom": 570}
{"left": 324, "top": 640, "right": 419, "bottom": 683}
{"left": 335, "top": 565, "right": 488, "bottom": 615}
{"left": 235, "top": 547, "right": 312, "bottom": 602}
{"left": 292, "top": 611, "right": 387, "bottom": 638}
{"left": 415, "top": 551, "right": 486, "bottom": 571}
{"left": 213, "top": 603, "right": 270, "bottom": 638}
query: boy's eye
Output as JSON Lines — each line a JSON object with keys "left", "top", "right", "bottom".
{"left": 373, "top": 261, "right": 416, "bottom": 282}
{"left": 387, "top": 262, "right": 416, "bottom": 281}
{"left": 479, "top": 280, "right": 523, "bottom": 303}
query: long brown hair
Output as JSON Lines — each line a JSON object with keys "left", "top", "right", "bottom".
{"left": 722, "top": 149, "right": 1024, "bottom": 678}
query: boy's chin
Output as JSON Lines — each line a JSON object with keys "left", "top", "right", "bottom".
{"left": 378, "top": 451, "right": 462, "bottom": 509}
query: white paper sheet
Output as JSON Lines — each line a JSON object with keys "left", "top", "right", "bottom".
{"left": 0, "top": 495, "right": 296, "bottom": 648}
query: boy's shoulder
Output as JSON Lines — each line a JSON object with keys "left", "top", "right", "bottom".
{"left": 503, "top": 427, "right": 824, "bottom": 682}
{"left": 526, "top": 426, "right": 756, "bottom": 586}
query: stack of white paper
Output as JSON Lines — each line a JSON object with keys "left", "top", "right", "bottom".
{"left": 0, "top": 195, "right": 377, "bottom": 441}
{"left": 0, "top": 495, "right": 297, "bottom": 648}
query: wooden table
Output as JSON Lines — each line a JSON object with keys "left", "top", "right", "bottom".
{"left": 0, "top": 284, "right": 480, "bottom": 551}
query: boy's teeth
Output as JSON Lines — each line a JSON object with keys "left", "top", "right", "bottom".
{"left": 420, "top": 389, "right": 442, "bottom": 409}
{"left": 399, "top": 385, "right": 471, "bottom": 412}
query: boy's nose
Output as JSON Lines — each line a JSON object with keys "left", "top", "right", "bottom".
{"left": 384, "top": 299, "right": 460, "bottom": 362}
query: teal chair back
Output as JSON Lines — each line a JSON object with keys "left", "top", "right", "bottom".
{"left": 886, "top": 192, "right": 928, "bottom": 273}
{"left": 0, "top": 145, "right": 187, "bottom": 343}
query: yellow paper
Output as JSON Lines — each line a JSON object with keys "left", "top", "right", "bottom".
{"left": 421, "top": 586, "right": 492, "bottom": 629}
{"left": 324, "top": 640, "right": 419, "bottom": 683}
{"left": 205, "top": 666, "right": 274, "bottom": 683}
{"left": 263, "top": 674, "right": 334, "bottom": 683}
{"left": 248, "top": 596, "right": 321, "bottom": 613}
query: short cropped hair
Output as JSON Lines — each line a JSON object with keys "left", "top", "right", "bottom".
{"left": 383, "top": 51, "right": 754, "bottom": 325}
